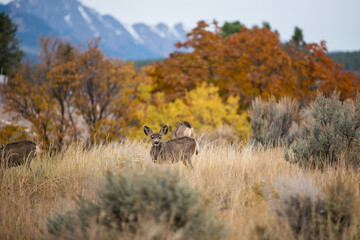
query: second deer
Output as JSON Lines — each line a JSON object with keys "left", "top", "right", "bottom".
{"left": 170, "top": 121, "right": 195, "bottom": 139}
{"left": 144, "top": 124, "right": 199, "bottom": 168}
{"left": 0, "top": 140, "right": 39, "bottom": 168}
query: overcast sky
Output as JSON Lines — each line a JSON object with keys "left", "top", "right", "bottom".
{"left": 1, "top": 0, "right": 359, "bottom": 51}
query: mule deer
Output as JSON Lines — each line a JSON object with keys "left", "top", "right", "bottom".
{"left": 0, "top": 140, "right": 39, "bottom": 168}
{"left": 144, "top": 124, "right": 199, "bottom": 167}
{"left": 170, "top": 121, "right": 195, "bottom": 140}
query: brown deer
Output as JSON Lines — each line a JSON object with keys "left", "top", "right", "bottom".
{"left": 143, "top": 124, "right": 199, "bottom": 168}
{"left": 170, "top": 121, "right": 195, "bottom": 140}
{"left": 0, "top": 140, "right": 39, "bottom": 168}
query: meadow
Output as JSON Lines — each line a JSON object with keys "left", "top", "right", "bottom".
{"left": 1, "top": 19, "right": 359, "bottom": 240}
{"left": 1, "top": 134, "right": 359, "bottom": 239}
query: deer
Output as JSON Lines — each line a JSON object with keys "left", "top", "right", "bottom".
{"left": 170, "top": 121, "right": 195, "bottom": 140}
{"left": 0, "top": 140, "right": 39, "bottom": 168}
{"left": 143, "top": 124, "right": 199, "bottom": 168}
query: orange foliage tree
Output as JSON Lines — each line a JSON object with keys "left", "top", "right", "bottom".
{"left": 150, "top": 21, "right": 359, "bottom": 107}
{"left": 150, "top": 21, "right": 222, "bottom": 102}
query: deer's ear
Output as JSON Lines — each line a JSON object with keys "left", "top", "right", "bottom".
{"left": 143, "top": 125, "right": 153, "bottom": 136}
{"left": 160, "top": 124, "right": 169, "bottom": 136}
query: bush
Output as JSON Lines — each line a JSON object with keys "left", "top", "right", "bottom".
{"left": 46, "top": 168, "right": 225, "bottom": 240}
{"left": 285, "top": 92, "right": 360, "bottom": 168}
{"left": 273, "top": 177, "right": 354, "bottom": 239}
{"left": 249, "top": 96, "right": 298, "bottom": 147}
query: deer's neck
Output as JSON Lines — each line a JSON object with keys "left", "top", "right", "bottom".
{"left": 151, "top": 142, "right": 164, "bottom": 159}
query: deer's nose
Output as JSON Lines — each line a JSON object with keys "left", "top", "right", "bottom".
{"left": 154, "top": 140, "right": 159, "bottom": 145}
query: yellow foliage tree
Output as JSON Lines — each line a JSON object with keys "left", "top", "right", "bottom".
{"left": 133, "top": 83, "right": 250, "bottom": 140}
{"left": 0, "top": 125, "right": 28, "bottom": 145}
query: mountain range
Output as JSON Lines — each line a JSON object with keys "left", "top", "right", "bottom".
{"left": 0, "top": 0, "right": 189, "bottom": 60}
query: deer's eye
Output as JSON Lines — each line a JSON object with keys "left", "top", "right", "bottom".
{"left": 151, "top": 136, "right": 154, "bottom": 139}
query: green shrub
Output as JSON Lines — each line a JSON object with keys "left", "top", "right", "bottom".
{"left": 250, "top": 96, "right": 298, "bottom": 147}
{"left": 285, "top": 92, "right": 360, "bottom": 168}
{"left": 46, "top": 168, "right": 225, "bottom": 240}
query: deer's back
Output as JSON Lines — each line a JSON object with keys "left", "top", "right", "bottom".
{"left": 170, "top": 122, "right": 195, "bottom": 139}
{"left": 155, "top": 137, "right": 197, "bottom": 162}
{"left": 0, "top": 140, "right": 37, "bottom": 167}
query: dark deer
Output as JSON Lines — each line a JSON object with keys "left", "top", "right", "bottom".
{"left": 170, "top": 121, "right": 195, "bottom": 140}
{"left": 0, "top": 140, "right": 39, "bottom": 168}
{"left": 143, "top": 124, "right": 199, "bottom": 168}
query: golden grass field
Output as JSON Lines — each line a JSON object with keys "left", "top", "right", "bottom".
{"left": 1, "top": 138, "right": 360, "bottom": 239}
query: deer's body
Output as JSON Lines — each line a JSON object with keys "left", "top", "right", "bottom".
{"left": 0, "top": 140, "right": 38, "bottom": 168}
{"left": 144, "top": 125, "right": 198, "bottom": 168}
{"left": 151, "top": 136, "right": 197, "bottom": 164}
{"left": 170, "top": 121, "right": 195, "bottom": 139}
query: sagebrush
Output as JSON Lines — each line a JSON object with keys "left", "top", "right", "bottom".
{"left": 250, "top": 96, "right": 298, "bottom": 147}
{"left": 285, "top": 92, "right": 360, "bottom": 168}
{"left": 46, "top": 168, "right": 225, "bottom": 240}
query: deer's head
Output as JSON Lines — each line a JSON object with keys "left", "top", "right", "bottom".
{"left": 143, "top": 124, "right": 169, "bottom": 146}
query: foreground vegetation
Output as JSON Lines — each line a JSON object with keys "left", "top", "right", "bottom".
{"left": 1, "top": 136, "right": 360, "bottom": 239}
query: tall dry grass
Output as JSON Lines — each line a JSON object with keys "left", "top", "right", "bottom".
{"left": 1, "top": 139, "right": 360, "bottom": 239}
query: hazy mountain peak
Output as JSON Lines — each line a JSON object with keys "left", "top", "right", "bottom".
{"left": 2, "top": 0, "right": 188, "bottom": 60}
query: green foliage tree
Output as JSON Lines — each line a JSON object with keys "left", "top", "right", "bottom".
{"left": 262, "top": 21, "right": 271, "bottom": 30}
{"left": 220, "top": 21, "right": 244, "bottom": 38}
{"left": 291, "top": 26, "right": 306, "bottom": 47}
{"left": 0, "top": 12, "right": 24, "bottom": 76}
{"left": 328, "top": 51, "right": 360, "bottom": 75}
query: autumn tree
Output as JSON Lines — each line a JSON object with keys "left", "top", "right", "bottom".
{"left": 304, "top": 41, "right": 359, "bottom": 99}
{"left": 219, "top": 27, "right": 297, "bottom": 105}
{"left": 150, "top": 21, "right": 222, "bottom": 101}
{"left": 0, "top": 37, "right": 77, "bottom": 148}
{"left": 1, "top": 36, "right": 148, "bottom": 146}
{"left": 46, "top": 38, "right": 80, "bottom": 145}
{"left": 0, "top": 124, "right": 28, "bottom": 145}
{"left": 136, "top": 83, "right": 250, "bottom": 140}
{"left": 1, "top": 61, "right": 54, "bottom": 147}
{"left": 0, "top": 12, "right": 24, "bottom": 76}
{"left": 75, "top": 39, "right": 136, "bottom": 142}
{"left": 150, "top": 20, "right": 359, "bottom": 108}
